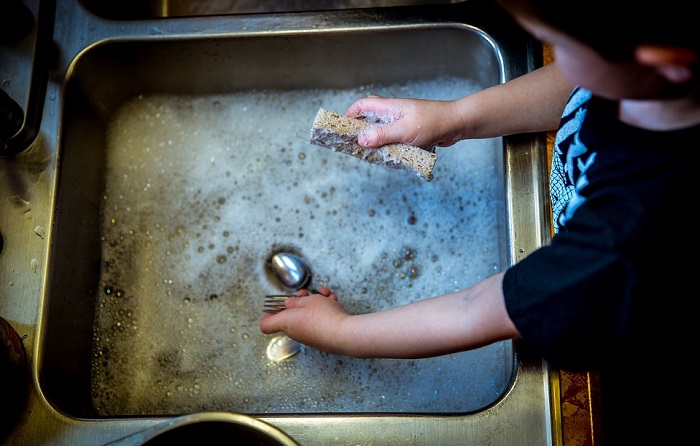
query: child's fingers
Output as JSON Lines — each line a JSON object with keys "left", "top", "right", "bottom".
{"left": 318, "top": 286, "right": 339, "bottom": 301}
{"left": 297, "top": 286, "right": 339, "bottom": 301}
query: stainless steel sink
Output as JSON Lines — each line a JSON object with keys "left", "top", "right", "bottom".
{"left": 0, "top": 1, "right": 557, "bottom": 444}
{"left": 78, "top": 0, "right": 467, "bottom": 19}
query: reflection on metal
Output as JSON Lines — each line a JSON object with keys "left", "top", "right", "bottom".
{"left": 268, "top": 252, "right": 312, "bottom": 291}
{"left": 80, "top": 0, "right": 467, "bottom": 19}
{"left": 104, "top": 412, "right": 298, "bottom": 446}
{"left": 0, "top": 0, "right": 55, "bottom": 156}
{"left": 267, "top": 335, "right": 302, "bottom": 362}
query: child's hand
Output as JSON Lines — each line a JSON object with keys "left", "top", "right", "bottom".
{"left": 259, "top": 287, "right": 348, "bottom": 354}
{"left": 294, "top": 286, "right": 338, "bottom": 301}
{"left": 345, "top": 96, "right": 466, "bottom": 148}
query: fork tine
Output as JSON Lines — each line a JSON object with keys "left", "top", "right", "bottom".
{"left": 263, "top": 294, "right": 295, "bottom": 314}
{"left": 263, "top": 289, "right": 322, "bottom": 314}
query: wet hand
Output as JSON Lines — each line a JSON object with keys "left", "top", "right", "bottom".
{"left": 259, "top": 286, "right": 348, "bottom": 354}
{"left": 295, "top": 286, "right": 338, "bottom": 301}
{"left": 345, "top": 96, "right": 463, "bottom": 148}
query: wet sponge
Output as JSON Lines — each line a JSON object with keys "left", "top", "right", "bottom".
{"left": 309, "top": 108, "right": 437, "bottom": 181}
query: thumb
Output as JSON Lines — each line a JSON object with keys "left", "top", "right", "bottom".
{"left": 358, "top": 124, "right": 398, "bottom": 148}
{"left": 260, "top": 313, "right": 281, "bottom": 334}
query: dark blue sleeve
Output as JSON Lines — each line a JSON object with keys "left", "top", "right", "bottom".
{"left": 503, "top": 99, "right": 695, "bottom": 370}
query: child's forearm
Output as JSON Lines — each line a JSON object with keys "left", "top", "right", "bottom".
{"left": 335, "top": 273, "right": 520, "bottom": 359}
{"left": 454, "top": 63, "right": 574, "bottom": 139}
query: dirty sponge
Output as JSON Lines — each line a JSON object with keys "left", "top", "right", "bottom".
{"left": 309, "top": 108, "right": 437, "bottom": 181}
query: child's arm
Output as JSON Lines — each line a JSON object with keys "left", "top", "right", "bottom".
{"left": 259, "top": 64, "right": 570, "bottom": 358}
{"left": 259, "top": 273, "right": 520, "bottom": 359}
{"left": 346, "top": 63, "right": 573, "bottom": 149}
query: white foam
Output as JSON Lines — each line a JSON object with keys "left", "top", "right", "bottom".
{"left": 91, "top": 77, "right": 511, "bottom": 415}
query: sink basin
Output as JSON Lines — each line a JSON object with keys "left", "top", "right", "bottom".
{"left": 0, "top": 1, "right": 557, "bottom": 444}
{"left": 43, "top": 22, "right": 513, "bottom": 418}
{"left": 79, "top": 0, "right": 466, "bottom": 19}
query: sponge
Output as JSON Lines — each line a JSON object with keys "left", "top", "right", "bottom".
{"left": 309, "top": 108, "right": 437, "bottom": 181}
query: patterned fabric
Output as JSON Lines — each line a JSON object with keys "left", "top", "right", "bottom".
{"left": 505, "top": 86, "right": 697, "bottom": 366}
{"left": 550, "top": 87, "right": 592, "bottom": 233}
{"left": 504, "top": 84, "right": 697, "bottom": 445}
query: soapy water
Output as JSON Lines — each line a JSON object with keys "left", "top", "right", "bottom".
{"left": 90, "top": 76, "right": 513, "bottom": 416}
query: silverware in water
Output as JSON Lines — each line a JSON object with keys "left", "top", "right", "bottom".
{"left": 267, "top": 252, "right": 311, "bottom": 290}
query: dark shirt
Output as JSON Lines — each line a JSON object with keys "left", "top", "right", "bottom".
{"left": 503, "top": 87, "right": 696, "bottom": 443}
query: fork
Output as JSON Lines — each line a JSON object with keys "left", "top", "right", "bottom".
{"left": 263, "top": 294, "right": 295, "bottom": 314}
{"left": 263, "top": 289, "right": 320, "bottom": 314}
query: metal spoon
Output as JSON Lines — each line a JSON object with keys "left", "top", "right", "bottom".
{"left": 266, "top": 334, "right": 302, "bottom": 362}
{"left": 264, "top": 252, "right": 311, "bottom": 361}
{"left": 267, "top": 252, "right": 311, "bottom": 290}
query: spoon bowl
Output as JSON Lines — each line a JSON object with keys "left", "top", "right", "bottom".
{"left": 268, "top": 252, "right": 311, "bottom": 290}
